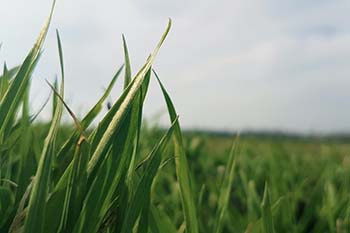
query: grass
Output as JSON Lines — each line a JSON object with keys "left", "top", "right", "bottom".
{"left": 1, "top": 2, "right": 350, "bottom": 233}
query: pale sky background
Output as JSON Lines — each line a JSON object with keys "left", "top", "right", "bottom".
{"left": 1, "top": 0, "right": 350, "bottom": 133}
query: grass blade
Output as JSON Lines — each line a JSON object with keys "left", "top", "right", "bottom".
{"left": 154, "top": 70, "right": 199, "bottom": 233}
{"left": 53, "top": 65, "right": 123, "bottom": 178}
{"left": 122, "top": 35, "right": 132, "bottom": 89}
{"left": 22, "top": 17, "right": 63, "bottom": 233}
{"left": 120, "top": 117, "right": 179, "bottom": 233}
{"left": 214, "top": 139, "right": 238, "bottom": 233}
{"left": 87, "top": 19, "right": 171, "bottom": 175}
{"left": 0, "top": 0, "right": 56, "bottom": 142}
{"left": 261, "top": 183, "right": 275, "bottom": 233}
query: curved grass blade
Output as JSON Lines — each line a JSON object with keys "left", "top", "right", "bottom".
{"left": 43, "top": 66, "right": 123, "bottom": 232}
{"left": 81, "top": 65, "right": 124, "bottom": 128}
{"left": 87, "top": 19, "right": 171, "bottom": 175}
{"left": 0, "top": 0, "right": 56, "bottom": 142}
{"left": 29, "top": 90, "right": 52, "bottom": 123}
{"left": 46, "top": 67, "right": 149, "bottom": 233}
{"left": 45, "top": 68, "right": 90, "bottom": 233}
{"left": 23, "top": 77, "right": 63, "bottom": 233}
{"left": 154, "top": 70, "right": 199, "bottom": 233}
{"left": 53, "top": 65, "right": 123, "bottom": 176}
{"left": 22, "top": 17, "right": 63, "bottom": 233}
{"left": 73, "top": 83, "right": 147, "bottom": 233}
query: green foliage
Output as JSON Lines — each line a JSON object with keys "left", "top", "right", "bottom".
{"left": 155, "top": 71, "right": 199, "bottom": 233}
{"left": 0, "top": 4, "right": 206, "bottom": 232}
{"left": 1, "top": 3, "right": 350, "bottom": 233}
{"left": 213, "top": 140, "right": 237, "bottom": 233}
{"left": 261, "top": 183, "right": 275, "bottom": 233}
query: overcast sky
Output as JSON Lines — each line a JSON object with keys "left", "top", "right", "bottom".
{"left": 1, "top": 0, "right": 350, "bottom": 133}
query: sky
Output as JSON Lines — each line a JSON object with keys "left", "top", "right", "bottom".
{"left": 1, "top": 0, "right": 350, "bottom": 133}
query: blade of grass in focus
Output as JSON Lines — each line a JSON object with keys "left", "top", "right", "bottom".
{"left": 0, "top": 0, "right": 56, "bottom": 143}
{"left": 154, "top": 70, "right": 199, "bottom": 233}
{"left": 23, "top": 18, "right": 64, "bottom": 233}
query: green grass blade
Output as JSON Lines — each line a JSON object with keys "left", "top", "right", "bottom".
{"left": 87, "top": 19, "right": 171, "bottom": 175}
{"left": 53, "top": 65, "right": 123, "bottom": 178}
{"left": 81, "top": 65, "right": 124, "bottom": 128}
{"left": 73, "top": 92, "right": 143, "bottom": 233}
{"left": 45, "top": 69, "right": 147, "bottom": 233}
{"left": 52, "top": 77, "right": 58, "bottom": 117}
{"left": 23, "top": 77, "right": 63, "bottom": 233}
{"left": 261, "top": 183, "right": 275, "bottom": 233}
{"left": 121, "top": 117, "right": 178, "bottom": 233}
{"left": 57, "top": 139, "right": 88, "bottom": 233}
{"left": 22, "top": 18, "right": 63, "bottom": 233}
{"left": 0, "top": 0, "right": 56, "bottom": 142}
{"left": 214, "top": 139, "right": 238, "bottom": 233}
{"left": 154, "top": 70, "right": 199, "bottom": 233}
{"left": 72, "top": 69, "right": 150, "bottom": 233}
{"left": 122, "top": 35, "right": 132, "bottom": 89}
{"left": 126, "top": 68, "right": 151, "bottom": 189}
{"left": 14, "top": 86, "right": 32, "bottom": 203}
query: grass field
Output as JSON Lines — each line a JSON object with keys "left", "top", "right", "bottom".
{"left": 1, "top": 2, "right": 350, "bottom": 233}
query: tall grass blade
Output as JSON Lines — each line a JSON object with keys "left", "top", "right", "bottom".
{"left": 54, "top": 65, "right": 123, "bottom": 176}
{"left": 87, "top": 19, "right": 171, "bottom": 175}
{"left": 214, "top": 139, "right": 238, "bottom": 233}
{"left": 154, "top": 70, "right": 199, "bottom": 233}
{"left": 22, "top": 16, "right": 63, "bottom": 233}
{"left": 0, "top": 0, "right": 56, "bottom": 142}
{"left": 14, "top": 86, "right": 31, "bottom": 202}
{"left": 261, "top": 183, "right": 275, "bottom": 233}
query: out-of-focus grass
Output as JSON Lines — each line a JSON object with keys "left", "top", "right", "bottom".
{"left": 166, "top": 132, "right": 350, "bottom": 232}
